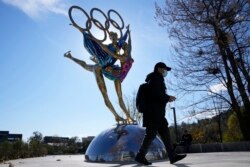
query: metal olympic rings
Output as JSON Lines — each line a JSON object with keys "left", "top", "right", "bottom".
{"left": 68, "top": 6, "right": 125, "bottom": 42}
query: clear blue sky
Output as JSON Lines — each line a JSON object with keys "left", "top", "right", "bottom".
{"left": 0, "top": 0, "right": 198, "bottom": 141}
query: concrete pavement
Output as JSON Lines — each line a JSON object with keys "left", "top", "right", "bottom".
{"left": 0, "top": 152, "right": 250, "bottom": 167}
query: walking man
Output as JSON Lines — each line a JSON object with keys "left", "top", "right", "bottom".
{"left": 135, "top": 62, "right": 186, "bottom": 165}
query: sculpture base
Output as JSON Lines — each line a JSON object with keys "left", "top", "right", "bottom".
{"left": 85, "top": 124, "right": 167, "bottom": 162}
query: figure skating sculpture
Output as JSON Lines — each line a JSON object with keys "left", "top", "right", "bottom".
{"left": 64, "top": 6, "right": 135, "bottom": 124}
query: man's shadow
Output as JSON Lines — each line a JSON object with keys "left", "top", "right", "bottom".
{"left": 173, "top": 164, "right": 190, "bottom": 167}
{"left": 101, "top": 161, "right": 191, "bottom": 167}
{"left": 131, "top": 163, "right": 190, "bottom": 167}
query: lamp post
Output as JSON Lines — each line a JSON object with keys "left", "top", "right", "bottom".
{"left": 171, "top": 107, "right": 178, "bottom": 142}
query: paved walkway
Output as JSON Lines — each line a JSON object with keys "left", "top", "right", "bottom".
{"left": 0, "top": 152, "right": 250, "bottom": 167}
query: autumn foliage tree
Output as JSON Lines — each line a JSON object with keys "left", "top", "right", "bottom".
{"left": 223, "top": 112, "right": 243, "bottom": 141}
{"left": 155, "top": 0, "right": 250, "bottom": 140}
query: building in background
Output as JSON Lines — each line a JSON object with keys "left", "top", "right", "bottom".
{"left": 43, "top": 136, "right": 69, "bottom": 146}
{"left": 0, "top": 131, "right": 22, "bottom": 142}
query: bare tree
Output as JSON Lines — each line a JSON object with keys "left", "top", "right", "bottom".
{"left": 211, "top": 91, "right": 227, "bottom": 142}
{"left": 124, "top": 91, "right": 142, "bottom": 125}
{"left": 155, "top": 0, "right": 250, "bottom": 140}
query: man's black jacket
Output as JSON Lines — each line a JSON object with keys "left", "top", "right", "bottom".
{"left": 143, "top": 71, "right": 170, "bottom": 127}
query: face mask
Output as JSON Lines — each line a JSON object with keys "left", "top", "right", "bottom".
{"left": 163, "top": 70, "right": 168, "bottom": 77}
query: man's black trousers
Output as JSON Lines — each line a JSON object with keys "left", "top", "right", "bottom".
{"left": 138, "top": 122, "right": 174, "bottom": 158}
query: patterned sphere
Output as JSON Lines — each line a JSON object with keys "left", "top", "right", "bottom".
{"left": 85, "top": 124, "right": 167, "bottom": 162}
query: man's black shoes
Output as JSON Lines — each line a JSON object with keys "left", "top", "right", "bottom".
{"left": 135, "top": 154, "right": 152, "bottom": 165}
{"left": 170, "top": 154, "right": 186, "bottom": 164}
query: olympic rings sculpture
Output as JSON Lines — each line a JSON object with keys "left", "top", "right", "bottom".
{"left": 69, "top": 6, "right": 125, "bottom": 42}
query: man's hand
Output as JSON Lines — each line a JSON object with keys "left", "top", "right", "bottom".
{"left": 169, "top": 96, "right": 176, "bottom": 102}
